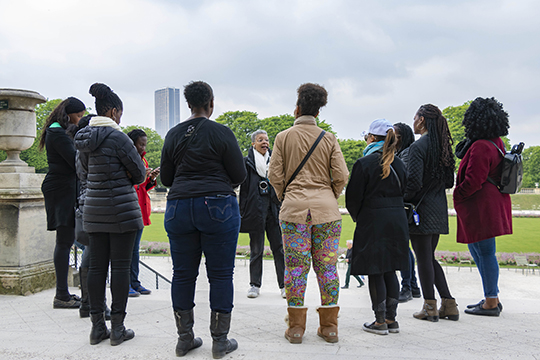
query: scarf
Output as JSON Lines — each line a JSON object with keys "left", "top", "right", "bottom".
{"left": 455, "top": 138, "right": 474, "bottom": 159}
{"left": 363, "top": 141, "right": 385, "bottom": 157}
{"left": 253, "top": 148, "right": 269, "bottom": 178}
{"left": 89, "top": 116, "right": 122, "bottom": 132}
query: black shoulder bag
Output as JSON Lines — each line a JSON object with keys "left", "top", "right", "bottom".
{"left": 390, "top": 164, "right": 430, "bottom": 226}
{"left": 282, "top": 130, "right": 326, "bottom": 198}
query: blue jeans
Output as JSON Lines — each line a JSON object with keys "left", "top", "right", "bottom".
{"left": 468, "top": 237, "right": 499, "bottom": 298}
{"left": 165, "top": 195, "right": 240, "bottom": 313}
{"left": 400, "top": 248, "right": 419, "bottom": 290}
{"left": 130, "top": 228, "right": 144, "bottom": 289}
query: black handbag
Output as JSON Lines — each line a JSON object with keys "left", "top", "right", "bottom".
{"left": 74, "top": 207, "right": 89, "bottom": 246}
{"left": 390, "top": 165, "right": 429, "bottom": 226}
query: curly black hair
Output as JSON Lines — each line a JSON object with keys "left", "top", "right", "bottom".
{"left": 393, "top": 122, "right": 415, "bottom": 155}
{"left": 89, "top": 83, "right": 123, "bottom": 116}
{"left": 296, "top": 83, "right": 328, "bottom": 116}
{"left": 416, "top": 104, "right": 455, "bottom": 180}
{"left": 184, "top": 81, "right": 213, "bottom": 109}
{"left": 463, "top": 97, "right": 509, "bottom": 140}
{"left": 127, "top": 129, "right": 147, "bottom": 145}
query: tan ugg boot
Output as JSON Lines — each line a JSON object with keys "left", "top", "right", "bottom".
{"left": 413, "top": 299, "right": 439, "bottom": 322}
{"left": 284, "top": 307, "right": 307, "bottom": 344}
{"left": 439, "top": 298, "right": 459, "bottom": 321}
{"left": 316, "top": 305, "right": 339, "bottom": 343}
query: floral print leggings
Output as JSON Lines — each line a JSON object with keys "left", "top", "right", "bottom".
{"left": 281, "top": 212, "right": 341, "bottom": 307}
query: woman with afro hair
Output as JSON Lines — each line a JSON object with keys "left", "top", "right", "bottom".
{"left": 160, "top": 81, "right": 246, "bottom": 358}
{"left": 268, "top": 83, "right": 349, "bottom": 344}
{"left": 453, "top": 97, "right": 512, "bottom": 317}
{"left": 404, "top": 104, "right": 458, "bottom": 322}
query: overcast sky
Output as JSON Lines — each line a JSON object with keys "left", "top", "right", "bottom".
{"left": 1, "top": 0, "right": 539, "bottom": 146}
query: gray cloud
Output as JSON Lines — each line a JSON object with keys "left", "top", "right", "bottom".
{"left": 1, "top": 0, "right": 538, "bottom": 146}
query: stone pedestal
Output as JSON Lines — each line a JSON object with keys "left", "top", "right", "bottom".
{"left": 0, "top": 88, "right": 56, "bottom": 295}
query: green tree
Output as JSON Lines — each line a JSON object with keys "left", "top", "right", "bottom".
{"left": 338, "top": 139, "right": 366, "bottom": 173}
{"left": 522, "top": 146, "right": 540, "bottom": 188}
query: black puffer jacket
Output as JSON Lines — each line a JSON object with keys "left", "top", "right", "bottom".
{"left": 404, "top": 133, "right": 454, "bottom": 235}
{"left": 75, "top": 118, "right": 146, "bottom": 233}
{"left": 239, "top": 147, "right": 281, "bottom": 233}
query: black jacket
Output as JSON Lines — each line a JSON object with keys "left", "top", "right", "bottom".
{"left": 346, "top": 152, "right": 409, "bottom": 275}
{"left": 404, "top": 133, "right": 454, "bottom": 235}
{"left": 41, "top": 126, "right": 77, "bottom": 230}
{"left": 75, "top": 121, "right": 146, "bottom": 233}
{"left": 239, "top": 147, "right": 281, "bottom": 233}
{"left": 160, "top": 117, "right": 246, "bottom": 199}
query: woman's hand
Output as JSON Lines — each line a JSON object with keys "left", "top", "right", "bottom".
{"left": 149, "top": 167, "right": 160, "bottom": 181}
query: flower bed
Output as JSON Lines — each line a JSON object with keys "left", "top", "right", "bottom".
{"left": 435, "top": 250, "right": 540, "bottom": 266}
{"left": 140, "top": 241, "right": 170, "bottom": 255}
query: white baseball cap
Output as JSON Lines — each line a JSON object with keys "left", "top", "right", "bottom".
{"left": 364, "top": 118, "right": 394, "bottom": 137}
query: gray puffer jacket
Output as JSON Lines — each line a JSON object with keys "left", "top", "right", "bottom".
{"left": 75, "top": 119, "right": 146, "bottom": 233}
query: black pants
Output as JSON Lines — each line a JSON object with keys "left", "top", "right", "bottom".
{"left": 249, "top": 208, "right": 285, "bottom": 289}
{"left": 344, "top": 262, "right": 364, "bottom": 287}
{"left": 87, "top": 231, "right": 136, "bottom": 315}
{"left": 54, "top": 226, "right": 75, "bottom": 301}
{"left": 410, "top": 233, "right": 452, "bottom": 300}
{"left": 368, "top": 272, "right": 399, "bottom": 320}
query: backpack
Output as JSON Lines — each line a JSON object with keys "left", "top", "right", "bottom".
{"left": 486, "top": 140, "right": 524, "bottom": 194}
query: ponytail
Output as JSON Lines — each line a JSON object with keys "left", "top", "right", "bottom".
{"left": 380, "top": 128, "right": 397, "bottom": 179}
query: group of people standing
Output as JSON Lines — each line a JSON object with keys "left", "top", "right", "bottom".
{"left": 40, "top": 78, "right": 513, "bottom": 357}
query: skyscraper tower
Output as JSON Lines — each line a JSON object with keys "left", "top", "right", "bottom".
{"left": 154, "top": 87, "right": 180, "bottom": 138}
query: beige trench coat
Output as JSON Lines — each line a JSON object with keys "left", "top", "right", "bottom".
{"left": 268, "top": 115, "right": 349, "bottom": 225}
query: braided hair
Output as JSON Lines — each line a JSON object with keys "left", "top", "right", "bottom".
{"left": 89, "top": 83, "right": 123, "bottom": 116}
{"left": 393, "top": 122, "right": 415, "bottom": 155}
{"left": 127, "top": 129, "right": 147, "bottom": 145}
{"left": 296, "top": 83, "right": 328, "bottom": 116}
{"left": 463, "top": 97, "right": 509, "bottom": 140}
{"left": 416, "top": 104, "right": 455, "bottom": 180}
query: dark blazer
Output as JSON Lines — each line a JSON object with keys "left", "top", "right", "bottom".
{"left": 346, "top": 152, "right": 409, "bottom": 275}
{"left": 75, "top": 121, "right": 146, "bottom": 233}
{"left": 404, "top": 133, "right": 454, "bottom": 235}
{"left": 239, "top": 147, "right": 281, "bottom": 233}
{"left": 453, "top": 138, "right": 512, "bottom": 243}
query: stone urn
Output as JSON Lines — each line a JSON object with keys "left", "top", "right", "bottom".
{"left": 0, "top": 88, "right": 46, "bottom": 173}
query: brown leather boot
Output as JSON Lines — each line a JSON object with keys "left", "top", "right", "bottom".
{"left": 413, "top": 299, "right": 439, "bottom": 322}
{"left": 285, "top": 307, "right": 307, "bottom": 344}
{"left": 439, "top": 298, "right": 459, "bottom": 321}
{"left": 316, "top": 305, "right": 339, "bottom": 343}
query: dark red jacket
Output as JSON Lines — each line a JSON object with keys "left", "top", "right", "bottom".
{"left": 135, "top": 153, "right": 156, "bottom": 226}
{"left": 453, "top": 138, "right": 512, "bottom": 244}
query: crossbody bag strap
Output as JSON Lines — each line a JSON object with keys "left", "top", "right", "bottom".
{"left": 389, "top": 164, "right": 402, "bottom": 191}
{"left": 283, "top": 130, "right": 326, "bottom": 194}
{"left": 173, "top": 118, "right": 207, "bottom": 166}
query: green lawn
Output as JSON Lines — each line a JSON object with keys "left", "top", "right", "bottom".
{"left": 145, "top": 212, "right": 540, "bottom": 253}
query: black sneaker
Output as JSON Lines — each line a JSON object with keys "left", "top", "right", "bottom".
{"left": 341, "top": 285, "right": 349, "bottom": 289}
{"left": 387, "top": 321, "right": 400, "bottom": 333}
{"left": 466, "top": 299, "right": 503, "bottom": 312}
{"left": 398, "top": 288, "right": 413, "bottom": 303}
{"left": 411, "top": 287, "right": 421, "bottom": 298}
{"left": 362, "top": 321, "right": 388, "bottom": 335}
{"left": 53, "top": 297, "right": 81, "bottom": 309}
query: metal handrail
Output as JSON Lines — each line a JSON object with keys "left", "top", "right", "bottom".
{"left": 139, "top": 259, "right": 172, "bottom": 289}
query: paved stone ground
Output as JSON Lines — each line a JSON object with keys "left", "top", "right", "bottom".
{"left": 1, "top": 257, "right": 540, "bottom": 359}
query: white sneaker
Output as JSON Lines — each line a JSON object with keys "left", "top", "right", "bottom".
{"left": 280, "top": 288, "right": 286, "bottom": 299}
{"left": 247, "top": 286, "right": 260, "bottom": 298}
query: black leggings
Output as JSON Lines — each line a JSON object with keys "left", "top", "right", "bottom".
{"left": 368, "top": 272, "right": 399, "bottom": 314}
{"left": 410, "top": 234, "right": 452, "bottom": 300}
{"left": 54, "top": 226, "right": 75, "bottom": 300}
{"left": 87, "top": 232, "right": 136, "bottom": 316}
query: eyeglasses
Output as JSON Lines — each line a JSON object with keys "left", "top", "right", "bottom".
{"left": 256, "top": 138, "right": 269, "bottom": 143}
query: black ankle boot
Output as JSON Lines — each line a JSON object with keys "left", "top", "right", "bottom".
{"left": 174, "top": 309, "right": 203, "bottom": 356}
{"left": 79, "top": 268, "right": 90, "bottom": 318}
{"left": 89, "top": 313, "right": 110, "bottom": 345}
{"left": 210, "top": 311, "right": 238, "bottom": 359}
{"left": 110, "top": 313, "right": 135, "bottom": 346}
